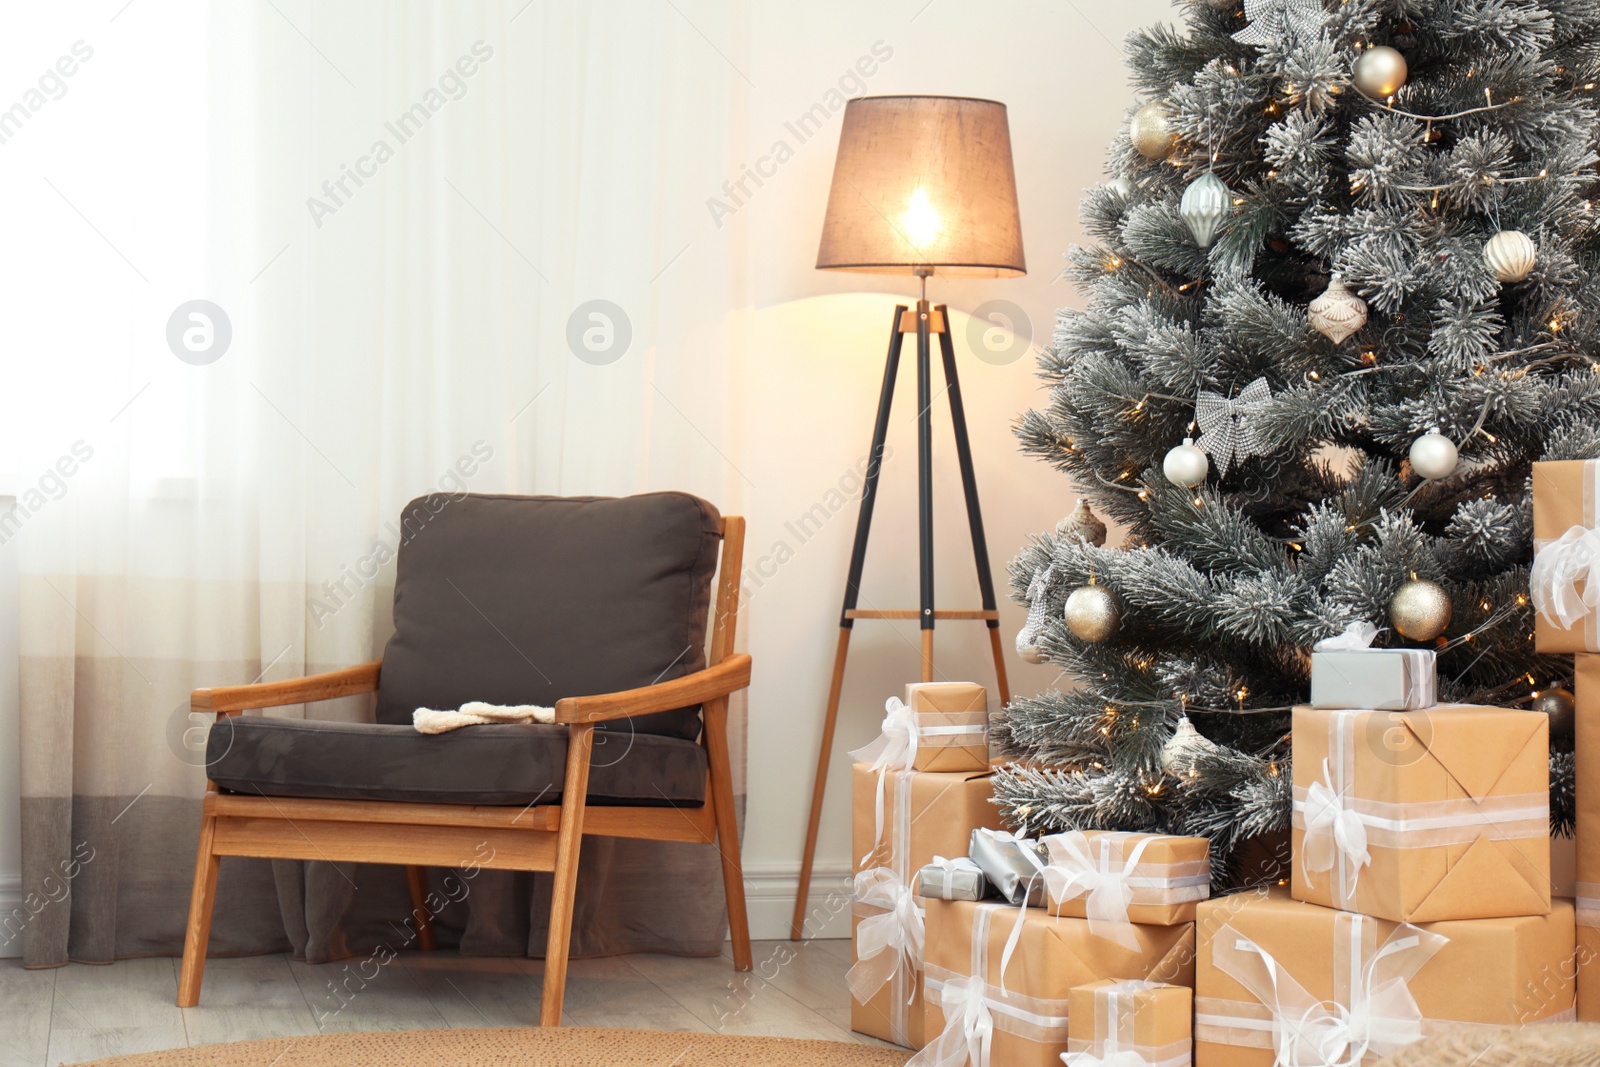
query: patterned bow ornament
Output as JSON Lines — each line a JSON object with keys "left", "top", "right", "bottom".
{"left": 1233, "top": 0, "right": 1329, "bottom": 47}
{"left": 849, "top": 697, "right": 920, "bottom": 866}
{"left": 846, "top": 867, "right": 925, "bottom": 1005}
{"left": 1530, "top": 524, "right": 1600, "bottom": 632}
{"left": 1300, "top": 760, "right": 1372, "bottom": 904}
{"left": 1015, "top": 563, "right": 1055, "bottom": 657}
{"left": 1193, "top": 377, "right": 1273, "bottom": 476}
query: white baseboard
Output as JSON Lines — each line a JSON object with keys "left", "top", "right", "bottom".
{"left": 741, "top": 861, "right": 854, "bottom": 941}
{"left": 0, "top": 877, "right": 20, "bottom": 959}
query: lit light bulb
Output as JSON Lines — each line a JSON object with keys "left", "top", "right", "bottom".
{"left": 900, "top": 186, "right": 942, "bottom": 249}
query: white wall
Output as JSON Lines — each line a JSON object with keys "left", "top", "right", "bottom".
{"left": 732, "top": 0, "right": 1173, "bottom": 937}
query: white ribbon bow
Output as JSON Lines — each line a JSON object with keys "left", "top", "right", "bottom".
{"left": 1042, "top": 833, "right": 1153, "bottom": 951}
{"left": 1194, "top": 377, "right": 1273, "bottom": 476}
{"left": 846, "top": 867, "right": 925, "bottom": 1005}
{"left": 1062, "top": 1050, "right": 1154, "bottom": 1067}
{"left": 1233, "top": 0, "right": 1328, "bottom": 47}
{"left": 1530, "top": 524, "right": 1600, "bottom": 632}
{"left": 1301, "top": 760, "right": 1372, "bottom": 903}
{"left": 1313, "top": 621, "right": 1379, "bottom": 652}
{"left": 849, "top": 697, "right": 920, "bottom": 866}
{"left": 972, "top": 828, "right": 1049, "bottom": 994}
{"left": 1213, "top": 918, "right": 1446, "bottom": 1067}
{"left": 910, "top": 974, "right": 995, "bottom": 1067}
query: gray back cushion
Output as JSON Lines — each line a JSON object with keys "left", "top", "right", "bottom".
{"left": 376, "top": 492, "right": 722, "bottom": 739}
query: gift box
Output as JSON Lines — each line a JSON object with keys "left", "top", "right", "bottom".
{"left": 1573, "top": 655, "right": 1600, "bottom": 1020}
{"left": 1194, "top": 888, "right": 1576, "bottom": 1067}
{"left": 1532, "top": 459, "right": 1600, "bottom": 652}
{"left": 915, "top": 899, "right": 1195, "bottom": 1067}
{"left": 916, "top": 856, "right": 989, "bottom": 902}
{"left": 1065, "top": 979, "right": 1192, "bottom": 1067}
{"left": 1291, "top": 704, "right": 1550, "bottom": 922}
{"left": 904, "top": 681, "right": 990, "bottom": 772}
{"left": 968, "top": 827, "right": 1048, "bottom": 906}
{"left": 1309, "top": 622, "right": 1435, "bottom": 710}
{"left": 1043, "top": 830, "right": 1211, "bottom": 944}
{"left": 849, "top": 760, "right": 1002, "bottom": 1048}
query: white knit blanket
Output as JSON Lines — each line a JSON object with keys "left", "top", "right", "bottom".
{"left": 412, "top": 701, "right": 556, "bottom": 734}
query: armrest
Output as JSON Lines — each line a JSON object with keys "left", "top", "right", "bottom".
{"left": 191, "top": 660, "right": 382, "bottom": 714}
{"left": 553, "top": 653, "right": 752, "bottom": 724}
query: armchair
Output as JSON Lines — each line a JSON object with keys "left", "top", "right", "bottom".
{"left": 176, "top": 492, "right": 752, "bottom": 1025}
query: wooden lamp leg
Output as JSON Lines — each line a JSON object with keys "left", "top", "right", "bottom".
{"left": 177, "top": 803, "right": 221, "bottom": 1007}
{"left": 404, "top": 866, "right": 437, "bottom": 951}
{"left": 540, "top": 723, "right": 594, "bottom": 1027}
{"left": 790, "top": 627, "right": 852, "bottom": 940}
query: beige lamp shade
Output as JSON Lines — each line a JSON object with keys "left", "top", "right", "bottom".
{"left": 816, "top": 95, "right": 1025, "bottom": 277}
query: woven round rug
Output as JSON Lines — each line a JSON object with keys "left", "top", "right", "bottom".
{"left": 1375, "top": 1023, "right": 1600, "bottom": 1066}
{"left": 70, "top": 1027, "right": 911, "bottom": 1066}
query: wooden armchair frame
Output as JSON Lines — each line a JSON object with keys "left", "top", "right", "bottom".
{"left": 177, "top": 516, "right": 753, "bottom": 1026}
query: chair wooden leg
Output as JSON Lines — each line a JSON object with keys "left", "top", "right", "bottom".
{"left": 540, "top": 722, "right": 594, "bottom": 1027}
{"left": 177, "top": 804, "right": 221, "bottom": 1007}
{"left": 703, "top": 695, "right": 752, "bottom": 971}
{"left": 404, "top": 865, "right": 437, "bottom": 951}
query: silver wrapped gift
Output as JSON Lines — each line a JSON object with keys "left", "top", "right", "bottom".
{"left": 1310, "top": 622, "right": 1435, "bottom": 711}
{"left": 914, "top": 855, "right": 989, "bottom": 901}
{"left": 968, "top": 827, "right": 1048, "bottom": 906}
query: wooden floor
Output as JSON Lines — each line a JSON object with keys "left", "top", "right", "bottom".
{"left": 0, "top": 939, "right": 890, "bottom": 1066}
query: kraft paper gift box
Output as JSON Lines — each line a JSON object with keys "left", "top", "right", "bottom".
{"left": 849, "top": 760, "right": 1002, "bottom": 1048}
{"left": 1574, "top": 656, "right": 1600, "bottom": 1020}
{"left": 1065, "top": 979, "right": 1192, "bottom": 1067}
{"left": 903, "top": 682, "right": 990, "bottom": 772}
{"left": 914, "top": 899, "right": 1195, "bottom": 1067}
{"left": 1044, "top": 830, "right": 1211, "bottom": 941}
{"left": 1291, "top": 704, "right": 1551, "bottom": 922}
{"left": 1532, "top": 459, "right": 1600, "bottom": 652}
{"left": 1309, "top": 622, "right": 1435, "bottom": 710}
{"left": 1194, "top": 889, "right": 1576, "bottom": 1067}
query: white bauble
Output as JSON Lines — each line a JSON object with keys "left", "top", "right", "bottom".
{"left": 1108, "top": 176, "right": 1134, "bottom": 203}
{"left": 1408, "top": 432, "right": 1459, "bottom": 480}
{"left": 1017, "top": 641, "right": 1048, "bottom": 665}
{"left": 1181, "top": 172, "right": 1233, "bottom": 249}
{"left": 1352, "top": 45, "right": 1408, "bottom": 98}
{"left": 1484, "top": 230, "right": 1536, "bottom": 283}
{"left": 1163, "top": 437, "right": 1210, "bottom": 488}
{"left": 1308, "top": 273, "right": 1368, "bottom": 345}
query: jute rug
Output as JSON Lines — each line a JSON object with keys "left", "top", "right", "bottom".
{"left": 70, "top": 1027, "right": 912, "bottom": 1066}
{"left": 1376, "top": 1023, "right": 1600, "bottom": 1065}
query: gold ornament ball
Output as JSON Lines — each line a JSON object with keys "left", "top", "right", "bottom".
{"left": 1130, "top": 101, "right": 1177, "bottom": 160}
{"left": 1064, "top": 584, "right": 1121, "bottom": 643}
{"left": 1353, "top": 45, "right": 1408, "bottom": 98}
{"left": 1388, "top": 579, "right": 1452, "bottom": 642}
{"left": 1533, "top": 687, "right": 1575, "bottom": 743}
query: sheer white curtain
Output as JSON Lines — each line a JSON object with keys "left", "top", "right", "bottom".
{"left": 6, "top": 0, "right": 749, "bottom": 966}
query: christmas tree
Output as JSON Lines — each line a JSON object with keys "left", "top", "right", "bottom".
{"left": 998, "top": 0, "right": 1594, "bottom": 885}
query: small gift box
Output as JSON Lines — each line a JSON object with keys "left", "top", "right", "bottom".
{"left": 1065, "top": 979, "right": 1192, "bottom": 1067}
{"left": 1043, "top": 831, "right": 1211, "bottom": 947}
{"left": 914, "top": 900, "right": 1195, "bottom": 1067}
{"left": 969, "top": 827, "right": 1048, "bottom": 907}
{"left": 1532, "top": 459, "right": 1600, "bottom": 652}
{"left": 904, "top": 682, "right": 990, "bottom": 772}
{"left": 848, "top": 759, "right": 1002, "bottom": 1048}
{"left": 1291, "top": 704, "right": 1550, "bottom": 922}
{"left": 1309, "top": 621, "right": 1435, "bottom": 711}
{"left": 916, "top": 856, "right": 989, "bottom": 902}
{"left": 1574, "top": 654, "right": 1600, "bottom": 1020}
{"left": 1195, "top": 888, "right": 1576, "bottom": 1067}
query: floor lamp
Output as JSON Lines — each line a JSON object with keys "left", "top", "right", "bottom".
{"left": 790, "top": 95, "right": 1026, "bottom": 940}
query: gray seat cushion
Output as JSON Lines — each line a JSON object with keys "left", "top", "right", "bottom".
{"left": 375, "top": 492, "right": 722, "bottom": 740}
{"left": 206, "top": 716, "right": 708, "bottom": 806}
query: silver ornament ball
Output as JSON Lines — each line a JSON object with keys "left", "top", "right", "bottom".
{"left": 1107, "top": 176, "right": 1135, "bottom": 204}
{"left": 1408, "top": 431, "right": 1459, "bottom": 481}
{"left": 1057, "top": 499, "right": 1108, "bottom": 547}
{"left": 1181, "top": 172, "right": 1233, "bottom": 249}
{"left": 1130, "top": 101, "right": 1177, "bottom": 160}
{"left": 1353, "top": 45, "right": 1408, "bottom": 98}
{"left": 1484, "top": 230, "right": 1537, "bottom": 283}
{"left": 1163, "top": 437, "right": 1210, "bottom": 488}
{"left": 1064, "top": 584, "right": 1121, "bottom": 643}
{"left": 1388, "top": 579, "right": 1452, "bottom": 642}
{"left": 1308, "top": 273, "right": 1369, "bottom": 345}
{"left": 1017, "top": 643, "right": 1049, "bottom": 665}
